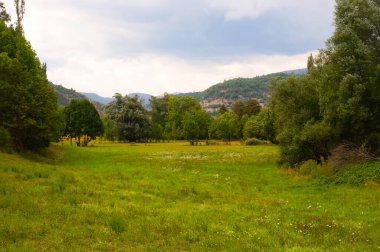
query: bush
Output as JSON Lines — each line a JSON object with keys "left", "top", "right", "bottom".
{"left": 331, "top": 162, "right": 380, "bottom": 186}
{"left": 299, "top": 160, "right": 318, "bottom": 176}
{"left": 313, "top": 161, "right": 380, "bottom": 186}
{"left": 245, "top": 138, "right": 261, "bottom": 146}
{"left": 329, "top": 143, "right": 379, "bottom": 173}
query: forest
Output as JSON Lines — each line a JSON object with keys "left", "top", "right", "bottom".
{"left": 0, "top": 0, "right": 379, "bottom": 250}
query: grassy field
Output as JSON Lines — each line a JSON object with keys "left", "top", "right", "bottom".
{"left": 0, "top": 142, "right": 379, "bottom": 251}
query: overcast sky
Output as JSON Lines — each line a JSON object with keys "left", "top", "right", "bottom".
{"left": 2, "top": 0, "right": 335, "bottom": 96}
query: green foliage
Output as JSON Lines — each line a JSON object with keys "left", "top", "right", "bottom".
{"left": 102, "top": 117, "right": 116, "bottom": 141}
{"left": 165, "top": 96, "right": 201, "bottom": 140}
{"left": 0, "top": 17, "right": 59, "bottom": 151}
{"left": 299, "top": 160, "right": 319, "bottom": 176}
{"left": 329, "top": 162, "right": 380, "bottom": 186}
{"left": 0, "top": 126, "right": 12, "bottom": 152}
{"left": 243, "top": 109, "right": 275, "bottom": 142}
{"left": 63, "top": 99, "right": 103, "bottom": 146}
{"left": 218, "top": 104, "right": 227, "bottom": 115}
{"left": 109, "top": 217, "right": 126, "bottom": 233}
{"left": 198, "top": 74, "right": 287, "bottom": 102}
{"left": 318, "top": 0, "right": 380, "bottom": 151}
{"left": 231, "top": 100, "right": 245, "bottom": 118}
{"left": 232, "top": 99, "right": 261, "bottom": 118}
{"left": 210, "top": 111, "right": 241, "bottom": 141}
{"left": 0, "top": 2, "right": 10, "bottom": 23}
{"left": 271, "top": 74, "right": 332, "bottom": 165}
{"left": 245, "top": 138, "right": 261, "bottom": 146}
{"left": 182, "top": 109, "right": 210, "bottom": 145}
{"left": 271, "top": 0, "right": 380, "bottom": 166}
{"left": 105, "top": 94, "right": 149, "bottom": 142}
{"left": 149, "top": 94, "right": 170, "bottom": 140}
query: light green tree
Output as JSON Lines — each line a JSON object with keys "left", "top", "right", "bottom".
{"left": 210, "top": 111, "right": 241, "bottom": 141}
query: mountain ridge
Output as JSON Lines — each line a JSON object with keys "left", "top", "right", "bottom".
{"left": 50, "top": 68, "right": 307, "bottom": 114}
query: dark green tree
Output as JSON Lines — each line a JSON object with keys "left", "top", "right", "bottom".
{"left": 271, "top": 75, "right": 331, "bottom": 165}
{"left": 270, "top": 0, "right": 380, "bottom": 166}
{"left": 149, "top": 93, "right": 170, "bottom": 140}
{"left": 105, "top": 94, "right": 150, "bottom": 142}
{"left": 0, "top": 5, "right": 59, "bottom": 151}
{"left": 244, "top": 99, "right": 261, "bottom": 116}
{"left": 318, "top": 0, "right": 380, "bottom": 152}
{"left": 165, "top": 96, "right": 201, "bottom": 140}
{"left": 182, "top": 109, "right": 210, "bottom": 145}
{"left": 0, "top": 2, "right": 10, "bottom": 22}
{"left": 63, "top": 99, "right": 103, "bottom": 146}
{"left": 231, "top": 100, "right": 245, "bottom": 118}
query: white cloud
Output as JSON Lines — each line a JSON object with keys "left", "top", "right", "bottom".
{"left": 1, "top": 0, "right": 332, "bottom": 97}
{"left": 206, "top": 0, "right": 334, "bottom": 21}
{"left": 206, "top": 0, "right": 277, "bottom": 20}
{"left": 47, "top": 52, "right": 313, "bottom": 97}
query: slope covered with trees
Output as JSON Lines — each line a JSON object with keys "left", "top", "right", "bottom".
{"left": 271, "top": 0, "right": 380, "bottom": 166}
{"left": 179, "top": 72, "right": 290, "bottom": 114}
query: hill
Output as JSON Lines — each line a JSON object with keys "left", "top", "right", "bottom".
{"left": 80, "top": 92, "right": 114, "bottom": 104}
{"left": 178, "top": 71, "right": 297, "bottom": 114}
{"left": 49, "top": 82, "right": 105, "bottom": 115}
{"left": 50, "top": 82, "right": 86, "bottom": 106}
{"left": 50, "top": 68, "right": 306, "bottom": 114}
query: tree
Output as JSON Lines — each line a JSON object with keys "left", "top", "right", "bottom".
{"left": 0, "top": 6, "right": 59, "bottom": 151}
{"left": 165, "top": 96, "right": 201, "bottom": 140}
{"left": 271, "top": 75, "right": 331, "bottom": 165}
{"left": 318, "top": 0, "right": 380, "bottom": 152}
{"left": 243, "top": 109, "right": 276, "bottom": 142}
{"left": 218, "top": 104, "right": 227, "bottom": 115}
{"left": 149, "top": 94, "right": 170, "bottom": 140}
{"left": 210, "top": 111, "right": 241, "bottom": 141}
{"left": 182, "top": 109, "right": 210, "bottom": 145}
{"left": 105, "top": 94, "right": 149, "bottom": 142}
{"left": 0, "top": 2, "right": 10, "bottom": 22}
{"left": 231, "top": 100, "right": 245, "bottom": 118}
{"left": 244, "top": 99, "right": 261, "bottom": 116}
{"left": 63, "top": 99, "right": 103, "bottom": 146}
{"left": 270, "top": 0, "right": 380, "bottom": 166}
{"left": 102, "top": 117, "right": 116, "bottom": 141}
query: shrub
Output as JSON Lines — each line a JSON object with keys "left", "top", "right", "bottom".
{"left": 329, "top": 143, "right": 379, "bottom": 173}
{"left": 245, "top": 138, "right": 261, "bottom": 146}
{"left": 299, "top": 160, "right": 318, "bottom": 176}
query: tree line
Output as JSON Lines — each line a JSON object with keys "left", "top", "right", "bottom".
{"left": 270, "top": 0, "right": 380, "bottom": 166}
{"left": 62, "top": 93, "right": 273, "bottom": 146}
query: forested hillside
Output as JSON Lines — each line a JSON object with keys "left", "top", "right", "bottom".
{"left": 49, "top": 82, "right": 105, "bottom": 115}
{"left": 49, "top": 82, "right": 86, "bottom": 105}
{"left": 179, "top": 72, "right": 291, "bottom": 114}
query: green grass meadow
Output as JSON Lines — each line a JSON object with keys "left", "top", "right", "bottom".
{"left": 0, "top": 142, "right": 379, "bottom": 251}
